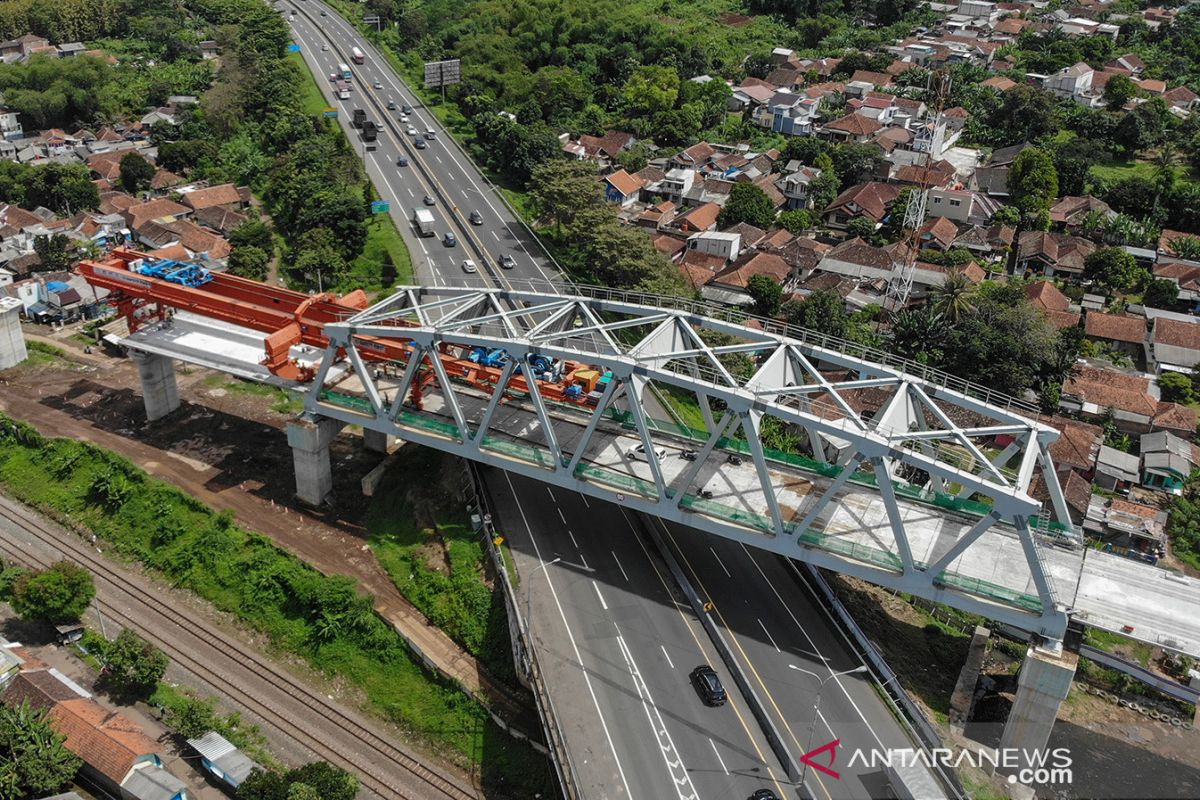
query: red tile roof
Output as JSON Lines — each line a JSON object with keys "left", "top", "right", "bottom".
{"left": 710, "top": 251, "right": 791, "bottom": 289}
{"left": 48, "top": 698, "right": 160, "bottom": 785}
{"left": 1083, "top": 311, "right": 1145, "bottom": 344}
{"left": 849, "top": 70, "right": 893, "bottom": 87}
{"left": 1152, "top": 318, "right": 1200, "bottom": 351}
{"left": 1063, "top": 365, "right": 1157, "bottom": 416}
{"left": 823, "top": 112, "right": 882, "bottom": 137}
{"left": 677, "top": 202, "right": 720, "bottom": 232}
{"left": 1025, "top": 280, "right": 1070, "bottom": 312}
{"left": 1153, "top": 401, "right": 1197, "bottom": 433}
{"left": 824, "top": 182, "right": 901, "bottom": 222}
{"left": 179, "top": 183, "right": 241, "bottom": 211}
{"left": 1046, "top": 416, "right": 1102, "bottom": 471}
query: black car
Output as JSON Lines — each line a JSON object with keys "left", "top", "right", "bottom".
{"left": 443, "top": 232, "right": 457, "bottom": 247}
{"left": 401, "top": 104, "right": 413, "bottom": 114}
{"left": 689, "top": 664, "right": 726, "bottom": 706}
{"left": 749, "top": 791, "right": 779, "bottom": 800}
{"left": 396, "top": 155, "right": 408, "bottom": 167}
{"left": 415, "top": 139, "right": 427, "bottom": 149}
{"left": 387, "top": 99, "right": 396, "bottom": 110}
{"left": 423, "top": 195, "right": 435, "bottom": 206}
{"left": 469, "top": 210, "right": 483, "bottom": 225}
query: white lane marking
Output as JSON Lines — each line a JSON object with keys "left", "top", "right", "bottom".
{"left": 660, "top": 645, "right": 675, "bottom": 669}
{"left": 580, "top": 494, "right": 590, "bottom": 507}
{"left": 592, "top": 580, "right": 608, "bottom": 611}
{"left": 491, "top": 230, "right": 500, "bottom": 241}
{"left": 557, "top": 507, "right": 567, "bottom": 524}
{"left": 710, "top": 546, "right": 732, "bottom": 578}
{"left": 568, "top": 529, "right": 579, "bottom": 549}
{"left": 740, "top": 543, "right": 888, "bottom": 750}
{"left": 435, "top": 154, "right": 443, "bottom": 164}
{"left": 614, "top": 629, "right": 700, "bottom": 800}
{"left": 579, "top": 552, "right": 590, "bottom": 571}
{"left": 405, "top": 186, "right": 413, "bottom": 197}
{"left": 546, "top": 487, "right": 555, "bottom": 500}
{"left": 757, "top": 618, "right": 781, "bottom": 654}
{"left": 499, "top": 473, "right": 634, "bottom": 797}
{"left": 708, "top": 738, "right": 730, "bottom": 776}
{"left": 612, "top": 550, "right": 629, "bottom": 582}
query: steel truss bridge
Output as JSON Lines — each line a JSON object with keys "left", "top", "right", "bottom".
{"left": 307, "top": 286, "right": 1078, "bottom": 641}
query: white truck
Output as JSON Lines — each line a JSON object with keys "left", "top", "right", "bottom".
{"left": 411, "top": 208, "right": 435, "bottom": 237}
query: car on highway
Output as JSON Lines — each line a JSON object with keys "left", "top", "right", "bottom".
{"left": 399, "top": 114, "right": 409, "bottom": 123}
{"left": 423, "top": 194, "right": 435, "bottom": 206}
{"left": 396, "top": 155, "right": 408, "bottom": 167}
{"left": 373, "top": 80, "right": 382, "bottom": 90}
{"left": 469, "top": 211, "right": 483, "bottom": 225}
{"left": 498, "top": 254, "right": 516, "bottom": 269}
{"left": 628, "top": 443, "right": 666, "bottom": 463}
{"left": 443, "top": 232, "right": 457, "bottom": 247}
{"left": 387, "top": 99, "right": 396, "bottom": 110}
{"left": 405, "top": 125, "right": 417, "bottom": 136}
{"left": 424, "top": 128, "right": 436, "bottom": 139}
{"left": 320, "top": 8, "right": 326, "bottom": 13}
{"left": 748, "top": 791, "right": 779, "bottom": 800}
{"left": 321, "top": 43, "right": 328, "bottom": 51}
{"left": 401, "top": 104, "right": 413, "bottom": 114}
{"left": 461, "top": 259, "right": 477, "bottom": 273}
{"left": 689, "top": 664, "right": 726, "bottom": 706}
{"left": 414, "top": 139, "right": 427, "bottom": 149}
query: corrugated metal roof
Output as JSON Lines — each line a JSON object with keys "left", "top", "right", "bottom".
{"left": 187, "top": 731, "right": 258, "bottom": 785}
{"left": 121, "top": 763, "right": 188, "bottom": 800}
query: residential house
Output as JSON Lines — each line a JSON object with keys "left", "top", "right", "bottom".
{"left": 1025, "top": 280, "right": 1081, "bottom": 329}
{"left": 768, "top": 93, "right": 823, "bottom": 136}
{"left": 1140, "top": 431, "right": 1199, "bottom": 492}
{"left": 675, "top": 202, "right": 721, "bottom": 233}
{"left": 849, "top": 70, "right": 894, "bottom": 89}
{"left": 56, "top": 42, "right": 85, "bottom": 57}
{"left": 1159, "top": 228, "right": 1199, "bottom": 259}
{"left": 1060, "top": 363, "right": 1196, "bottom": 434}
{"left": 1107, "top": 54, "right": 1146, "bottom": 76}
{"left": 1084, "top": 497, "right": 1166, "bottom": 555}
{"left": 124, "top": 198, "right": 191, "bottom": 232}
{"left": 893, "top": 160, "right": 957, "bottom": 189}
{"left": 1030, "top": 468, "right": 1093, "bottom": 526}
{"left": 926, "top": 187, "right": 1001, "bottom": 225}
{"left": 1043, "top": 63, "right": 1101, "bottom": 106}
{"left": 162, "top": 220, "right": 231, "bottom": 262}
{"left": 187, "top": 732, "right": 259, "bottom": 791}
{"left": 1049, "top": 195, "right": 1115, "bottom": 230}
{"left": 702, "top": 251, "right": 793, "bottom": 306}
{"left": 730, "top": 81, "right": 777, "bottom": 112}
{"left": 916, "top": 216, "right": 960, "bottom": 251}
{"left": 1056, "top": 18, "right": 1119, "bottom": 39}
{"left": 564, "top": 130, "right": 636, "bottom": 167}
{"left": 1150, "top": 316, "right": 1200, "bottom": 372}
{"left": 685, "top": 231, "right": 741, "bottom": 262}
{"left": 0, "top": 107, "right": 23, "bottom": 140}
{"left": 1094, "top": 445, "right": 1142, "bottom": 492}
{"left": 980, "top": 75, "right": 1017, "bottom": 92}
{"left": 656, "top": 168, "right": 696, "bottom": 204}
{"left": 140, "top": 107, "right": 178, "bottom": 127}
{"left": 669, "top": 142, "right": 718, "bottom": 171}
{"left": 1151, "top": 261, "right": 1200, "bottom": 310}
{"left": 0, "top": 34, "right": 49, "bottom": 60}
{"left": 777, "top": 166, "right": 823, "bottom": 209}
{"left": 1083, "top": 311, "right": 1147, "bottom": 366}
{"left": 769, "top": 236, "right": 831, "bottom": 274}
{"left": 822, "top": 182, "right": 901, "bottom": 229}
{"left": 724, "top": 222, "right": 767, "bottom": 249}
{"left": 820, "top": 112, "right": 882, "bottom": 143}
{"left": 953, "top": 223, "right": 1015, "bottom": 263}
{"left": 177, "top": 183, "right": 245, "bottom": 213}
{"left": 1046, "top": 415, "right": 1102, "bottom": 477}
{"left": 199, "top": 41, "right": 220, "bottom": 59}
{"left": 635, "top": 201, "right": 675, "bottom": 230}
{"left": 1015, "top": 231, "right": 1096, "bottom": 278}
{"left": 602, "top": 170, "right": 644, "bottom": 207}
{"left": 1164, "top": 86, "right": 1199, "bottom": 114}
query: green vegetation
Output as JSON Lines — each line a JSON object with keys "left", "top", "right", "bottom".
{"left": 237, "top": 761, "right": 358, "bottom": 800}
{"left": 0, "top": 700, "right": 82, "bottom": 800}
{"left": 365, "top": 446, "right": 516, "bottom": 685}
{"left": 202, "top": 376, "right": 304, "bottom": 415}
{"left": 0, "top": 413, "right": 550, "bottom": 795}
{"left": 151, "top": 682, "right": 276, "bottom": 767}
{"left": 10, "top": 561, "right": 95, "bottom": 623}
{"left": 288, "top": 50, "right": 333, "bottom": 117}
{"left": 21, "top": 341, "right": 73, "bottom": 368}
{"left": 98, "top": 628, "right": 169, "bottom": 702}
{"left": 1166, "top": 470, "right": 1200, "bottom": 572}
{"left": 1084, "top": 627, "right": 1155, "bottom": 668}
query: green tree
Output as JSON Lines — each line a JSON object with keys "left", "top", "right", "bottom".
{"left": 1159, "top": 371, "right": 1194, "bottom": 404}
{"left": 1104, "top": 73, "right": 1138, "bottom": 111}
{"left": 889, "top": 306, "right": 946, "bottom": 363}
{"left": 291, "top": 228, "right": 346, "bottom": 292}
{"left": 622, "top": 65, "right": 680, "bottom": 117}
{"left": 0, "top": 700, "right": 82, "bottom": 800}
{"left": 229, "top": 220, "right": 273, "bottom": 253}
{"left": 163, "top": 693, "right": 218, "bottom": 739}
{"left": 11, "top": 561, "right": 95, "bottom": 623}
{"left": 931, "top": 269, "right": 976, "bottom": 323}
{"left": 33, "top": 233, "right": 74, "bottom": 272}
{"left": 783, "top": 289, "right": 850, "bottom": 339}
{"left": 1171, "top": 236, "right": 1200, "bottom": 261}
{"left": 941, "top": 283, "right": 1058, "bottom": 395}
{"left": 25, "top": 163, "right": 99, "bottom": 214}
{"left": 807, "top": 170, "right": 841, "bottom": 210}
{"left": 1083, "top": 246, "right": 1146, "bottom": 292}
{"left": 778, "top": 208, "right": 816, "bottom": 234}
{"left": 228, "top": 246, "right": 270, "bottom": 281}
{"left": 1008, "top": 147, "right": 1059, "bottom": 220}
{"left": 101, "top": 629, "right": 169, "bottom": 701}
{"left": 717, "top": 183, "right": 776, "bottom": 229}
{"left": 1144, "top": 278, "right": 1179, "bottom": 309}
{"left": 527, "top": 159, "right": 600, "bottom": 238}
{"left": 746, "top": 274, "right": 783, "bottom": 317}
{"left": 236, "top": 762, "right": 357, "bottom": 800}
{"left": 844, "top": 216, "right": 877, "bottom": 240}
{"left": 118, "top": 153, "right": 156, "bottom": 194}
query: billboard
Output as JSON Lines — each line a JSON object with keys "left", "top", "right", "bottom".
{"left": 423, "top": 58, "right": 461, "bottom": 89}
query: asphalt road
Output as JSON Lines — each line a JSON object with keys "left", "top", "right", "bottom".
{"left": 487, "top": 469, "right": 793, "bottom": 800}
{"left": 282, "top": 0, "right": 561, "bottom": 293}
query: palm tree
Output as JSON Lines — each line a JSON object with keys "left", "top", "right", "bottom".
{"left": 1152, "top": 143, "right": 1179, "bottom": 213}
{"left": 1172, "top": 235, "right": 1200, "bottom": 261}
{"left": 889, "top": 306, "right": 946, "bottom": 362}
{"left": 931, "top": 269, "right": 976, "bottom": 323}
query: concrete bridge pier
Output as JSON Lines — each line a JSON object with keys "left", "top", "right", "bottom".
{"left": 131, "top": 350, "right": 179, "bottom": 421}
{"left": 362, "top": 428, "right": 395, "bottom": 454}
{"left": 998, "top": 645, "right": 1078, "bottom": 772}
{"left": 288, "top": 415, "right": 344, "bottom": 505}
{"left": 0, "top": 297, "right": 27, "bottom": 370}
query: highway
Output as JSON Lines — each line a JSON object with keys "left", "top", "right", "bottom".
{"left": 283, "top": 0, "right": 561, "bottom": 293}
{"left": 281, "top": 9, "right": 944, "bottom": 800}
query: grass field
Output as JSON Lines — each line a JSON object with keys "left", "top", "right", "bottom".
{"left": 1090, "top": 159, "right": 1196, "bottom": 186}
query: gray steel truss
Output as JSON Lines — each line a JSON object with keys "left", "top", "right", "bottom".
{"left": 306, "top": 286, "right": 1074, "bottom": 643}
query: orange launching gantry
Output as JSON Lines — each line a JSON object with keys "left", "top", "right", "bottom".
{"left": 76, "top": 249, "right": 607, "bottom": 407}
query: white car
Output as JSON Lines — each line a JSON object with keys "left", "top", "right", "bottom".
{"left": 399, "top": 114, "right": 409, "bottom": 123}
{"left": 406, "top": 125, "right": 417, "bottom": 136}
{"left": 628, "top": 443, "right": 666, "bottom": 462}
{"left": 461, "top": 259, "right": 478, "bottom": 273}
{"left": 373, "top": 80, "right": 382, "bottom": 90}
{"left": 321, "top": 43, "right": 328, "bottom": 51}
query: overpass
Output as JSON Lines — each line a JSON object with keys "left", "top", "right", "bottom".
{"left": 78, "top": 250, "right": 1200, "bottom": 770}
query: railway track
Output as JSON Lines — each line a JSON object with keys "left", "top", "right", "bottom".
{"left": 0, "top": 495, "right": 479, "bottom": 800}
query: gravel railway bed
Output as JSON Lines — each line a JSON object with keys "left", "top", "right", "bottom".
{"left": 0, "top": 494, "right": 479, "bottom": 800}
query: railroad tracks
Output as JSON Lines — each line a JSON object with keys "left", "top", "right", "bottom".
{"left": 0, "top": 494, "right": 479, "bottom": 800}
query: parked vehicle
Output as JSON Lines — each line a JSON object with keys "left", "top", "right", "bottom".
{"left": 689, "top": 665, "right": 726, "bottom": 706}
{"left": 628, "top": 443, "right": 666, "bottom": 462}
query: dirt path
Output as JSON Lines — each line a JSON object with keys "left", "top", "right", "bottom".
{"left": 0, "top": 340, "right": 528, "bottom": 723}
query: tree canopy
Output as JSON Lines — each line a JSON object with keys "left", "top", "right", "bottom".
{"left": 11, "top": 561, "right": 95, "bottom": 623}
{"left": 717, "top": 182, "right": 776, "bottom": 229}
{"left": 0, "top": 700, "right": 82, "bottom": 800}
{"left": 100, "top": 629, "right": 169, "bottom": 702}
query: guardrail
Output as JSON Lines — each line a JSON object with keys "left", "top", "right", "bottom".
{"left": 468, "top": 462, "right": 581, "bottom": 800}
{"left": 789, "top": 561, "right": 968, "bottom": 800}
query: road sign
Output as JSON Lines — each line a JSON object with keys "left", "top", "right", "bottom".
{"left": 363, "top": 14, "right": 379, "bottom": 23}
{"left": 371, "top": 200, "right": 390, "bottom": 214}
{"left": 322, "top": 107, "right": 338, "bottom": 118}
{"left": 423, "top": 58, "right": 461, "bottom": 89}
{"left": 286, "top": 43, "right": 300, "bottom": 52}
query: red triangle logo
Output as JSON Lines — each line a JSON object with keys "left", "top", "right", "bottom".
{"left": 800, "top": 738, "right": 841, "bottom": 779}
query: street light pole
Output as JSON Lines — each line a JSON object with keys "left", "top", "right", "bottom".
{"left": 788, "top": 663, "right": 869, "bottom": 787}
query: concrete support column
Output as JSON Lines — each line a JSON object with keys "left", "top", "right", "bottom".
{"left": 949, "top": 625, "right": 991, "bottom": 735}
{"left": 998, "top": 646, "right": 1078, "bottom": 772}
{"left": 131, "top": 350, "right": 179, "bottom": 421}
{"left": 0, "top": 297, "right": 28, "bottom": 370}
{"left": 287, "top": 416, "right": 344, "bottom": 506}
{"left": 362, "top": 428, "right": 395, "bottom": 454}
